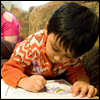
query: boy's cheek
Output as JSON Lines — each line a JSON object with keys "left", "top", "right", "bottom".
{"left": 46, "top": 48, "right": 53, "bottom": 57}
{"left": 46, "top": 50, "right": 54, "bottom": 59}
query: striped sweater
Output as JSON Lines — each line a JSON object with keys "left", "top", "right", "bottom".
{"left": 1, "top": 29, "right": 90, "bottom": 88}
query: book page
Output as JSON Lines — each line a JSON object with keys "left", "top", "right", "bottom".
{"left": 1, "top": 79, "right": 9, "bottom": 98}
{"left": 1, "top": 79, "right": 88, "bottom": 99}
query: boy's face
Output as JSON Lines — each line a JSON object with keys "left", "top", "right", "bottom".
{"left": 46, "top": 33, "right": 73, "bottom": 63}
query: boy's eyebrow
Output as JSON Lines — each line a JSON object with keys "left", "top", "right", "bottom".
{"left": 65, "top": 54, "right": 73, "bottom": 58}
{"left": 52, "top": 42, "right": 59, "bottom": 49}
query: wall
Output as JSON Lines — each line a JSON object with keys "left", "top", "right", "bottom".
{"left": 1, "top": 1, "right": 12, "bottom": 11}
{"left": 1, "top": 1, "right": 22, "bottom": 11}
{"left": 1, "top": 1, "right": 50, "bottom": 11}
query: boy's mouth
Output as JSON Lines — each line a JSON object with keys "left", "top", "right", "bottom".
{"left": 50, "top": 59, "right": 59, "bottom": 63}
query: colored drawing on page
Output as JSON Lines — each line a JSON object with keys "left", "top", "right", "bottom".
{"left": 45, "top": 80, "right": 71, "bottom": 94}
{"left": 47, "top": 87, "right": 69, "bottom": 94}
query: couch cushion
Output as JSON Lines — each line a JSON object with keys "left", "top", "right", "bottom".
{"left": 29, "top": 6, "right": 36, "bottom": 13}
{"left": 29, "top": 1, "right": 68, "bottom": 35}
{"left": 10, "top": 4, "right": 30, "bottom": 41}
{"left": 82, "top": 46, "right": 99, "bottom": 95}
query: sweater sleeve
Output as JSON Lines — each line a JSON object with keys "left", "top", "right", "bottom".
{"left": 65, "top": 57, "right": 90, "bottom": 84}
{"left": 1, "top": 35, "right": 34, "bottom": 88}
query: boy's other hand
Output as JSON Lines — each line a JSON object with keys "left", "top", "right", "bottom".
{"left": 17, "top": 75, "right": 47, "bottom": 92}
{"left": 69, "top": 80, "right": 98, "bottom": 98}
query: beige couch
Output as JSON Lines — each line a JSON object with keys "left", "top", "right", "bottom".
{"left": 1, "top": 1, "right": 99, "bottom": 96}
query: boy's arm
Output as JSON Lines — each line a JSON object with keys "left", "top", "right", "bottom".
{"left": 1, "top": 58, "right": 28, "bottom": 88}
{"left": 65, "top": 57, "right": 90, "bottom": 84}
{"left": 1, "top": 36, "right": 33, "bottom": 88}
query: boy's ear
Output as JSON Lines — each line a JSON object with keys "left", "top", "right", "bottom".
{"left": 45, "top": 22, "right": 49, "bottom": 36}
{"left": 46, "top": 22, "right": 49, "bottom": 30}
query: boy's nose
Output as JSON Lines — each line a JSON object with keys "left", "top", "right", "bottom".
{"left": 54, "top": 55, "right": 62, "bottom": 62}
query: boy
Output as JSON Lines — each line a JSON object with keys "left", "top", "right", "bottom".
{"left": 1, "top": 2, "right": 99, "bottom": 98}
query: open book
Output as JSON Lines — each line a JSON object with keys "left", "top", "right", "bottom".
{"left": 1, "top": 79, "right": 88, "bottom": 99}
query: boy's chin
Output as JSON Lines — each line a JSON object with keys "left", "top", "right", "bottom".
{"left": 50, "top": 59, "right": 59, "bottom": 63}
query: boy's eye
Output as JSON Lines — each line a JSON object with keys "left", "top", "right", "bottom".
{"left": 52, "top": 46, "right": 59, "bottom": 51}
{"left": 65, "top": 55, "right": 72, "bottom": 58}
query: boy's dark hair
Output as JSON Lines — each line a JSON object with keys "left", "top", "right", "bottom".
{"left": 47, "top": 2, "right": 99, "bottom": 58}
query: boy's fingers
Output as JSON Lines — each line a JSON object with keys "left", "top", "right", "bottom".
{"left": 35, "top": 81, "right": 43, "bottom": 90}
{"left": 79, "top": 86, "right": 88, "bottom": 98}
{"left": 32, "top": 87, "right": 38, "bottom": 93}
{"left": 36, "top": 79, "right": 45, "bottom": 89}
{"left": 37, "top": 75, "right": 47, "bottom": 85}
{"left": 72, "top": 86, "right": 80, "bottom": 97}
{"left": 87, "top": 87, "right": 97, "bottom": 98}
{"left": 69, "top": 87, "right": 74, "bottom": 93}
{"left": 93, "top": 88, "right": 98, "bottom": 96}
{"left": 87, "top": 86, "right": 95, "bottom": 98}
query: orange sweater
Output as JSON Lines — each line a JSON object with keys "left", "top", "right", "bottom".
{"left": 1, "top": 29, "right": 90, "bottom": 88}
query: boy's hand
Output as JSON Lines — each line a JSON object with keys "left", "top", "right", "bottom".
{"left": 17, "top": 75, "right": 47, "bottom": 92}
{"left": 69, "top": 78, "right": 98, "bottom": 98}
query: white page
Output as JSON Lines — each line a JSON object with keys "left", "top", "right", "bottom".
{"left": 1, "top": 79, "right": 88, "bottom": 99}
{"left": 1, "top": 79, "right": 9, "bottom": 98}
